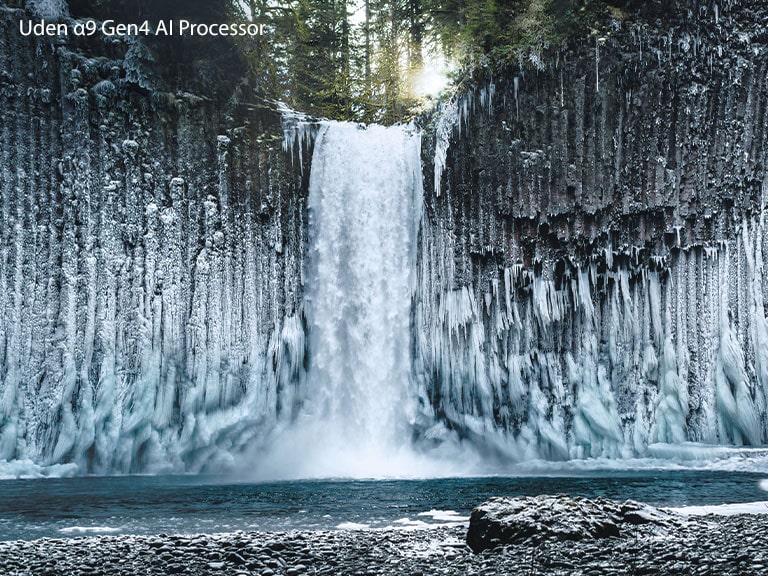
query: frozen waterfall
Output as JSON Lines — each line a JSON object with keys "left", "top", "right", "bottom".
{"left": 413, "top": 75, "right": 768, "bottom": 465}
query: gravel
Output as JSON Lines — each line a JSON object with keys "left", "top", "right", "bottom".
{"left": 1, "top": 510, "right": 766, "bottom": 575}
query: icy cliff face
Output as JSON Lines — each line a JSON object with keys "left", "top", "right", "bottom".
{"left": 3, "top": 0, "right": 768, "bottom": 476}
{"left": 25, "top": 0, "right": 68, "bottom": 20}
{"left": 415, "top": 0, "right": 768, "bottom": 459}
{"left": 0, "top": 8, "right": 304, "bottom": 473}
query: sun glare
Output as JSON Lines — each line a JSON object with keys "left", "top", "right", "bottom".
{"left": 413, "top": 67, "right": 450, "bottom": 98}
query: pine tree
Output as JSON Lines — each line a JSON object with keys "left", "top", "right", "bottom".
{"left": 289, "top": 0, "right": 353, "bottom": 118}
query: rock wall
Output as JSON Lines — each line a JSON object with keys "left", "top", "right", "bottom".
{"left": 0, "top": 5, "right": 306, "bottom": 473}
{"left": 414, "top": 0, "right": 768, "bottom": 459}
{"left": 3, "top": 0, "right": 768, "bottom": 475}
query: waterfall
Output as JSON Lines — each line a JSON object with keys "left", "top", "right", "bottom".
{"left": 305, "top": 122, "right": 421, "bottom": 445}
{"left": 253, "top": 120, "right": 462, "bottom": 479}
{"left": 5, "top": 0, "right": 768, "bottom": 479}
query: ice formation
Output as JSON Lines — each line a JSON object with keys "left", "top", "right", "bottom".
{"left": 2, "top": 1, "right": 768, "bottom": 477}
{"left": 25, "top": 0, "right": 68, "bottom": 19}
{"left": 412, "top": 217, "right": 768, "bottom": 460}
{"left": 0, "top": 9, "right": 304, "bottom": 474}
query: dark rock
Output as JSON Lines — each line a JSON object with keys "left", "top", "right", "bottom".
{"left": 1, "top": 508, "right": 765, "bottom": 575}
{"left": 227, "top": 551, "right": 247, "bottom": 566}
{"left": 467, "top": 495, "right": 618, "bottom": 551}
{"left": 467, "top": 495, "right": 684, "bottom": 553}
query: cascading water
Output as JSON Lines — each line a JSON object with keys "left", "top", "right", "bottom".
{"left": 254, "top": 121, "right": 465, "bottom": 478}
{"left": 305, "top": 122, "right": 420, "bottom": 446}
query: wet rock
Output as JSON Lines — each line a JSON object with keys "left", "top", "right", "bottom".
{"left": 0, "top": 505, "right": 765, "bottom": 576}
{"left": 227, "top": 551, "right": 247, "bottom": 566}
{"left": 466, "top": 495, "right": 685, "bottom": 552}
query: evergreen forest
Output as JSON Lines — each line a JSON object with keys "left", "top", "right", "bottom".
{"left": 62, "top": 0, "right": 642, "bottom": 122}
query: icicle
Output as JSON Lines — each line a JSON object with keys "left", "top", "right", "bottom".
{"left": 595, "top": 38, "right": 600, "bottom": 94}
{"left": 513, "top": 76, "right": 520, "bottom": 122}
{"left": 278, "top": 103, "right": 314, "bottom": 173}
{"left": 433, "top": 98, "right": 460, "bottom": 197}
{"left": 487, "top": 82, "right": 495, "bottom": 117}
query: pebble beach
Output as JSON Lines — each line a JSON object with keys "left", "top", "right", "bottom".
{"left": 1, "top": 511, "right": 767, "bottom": 575}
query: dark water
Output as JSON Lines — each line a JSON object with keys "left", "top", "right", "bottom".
{"left": 1, "top": 471, "right": 766, "bottom": 541}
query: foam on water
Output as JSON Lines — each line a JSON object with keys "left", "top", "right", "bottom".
{"left": 416, "top": 510, "right": 467, "bottom": 523}
{"left": 390, "top": 518, "right": 434, "bottom": 529}
{"left": 58, "top": 526, "right": 122, "bottom": 535}
{"left": 387, "top": 510, "right": 468, "bottom": 530}
{"left": 337, "top": 522, "right": 370, "bottom": 530}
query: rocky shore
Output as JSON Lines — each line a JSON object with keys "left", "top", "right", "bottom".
{"left": 1, "top": 499, "right": 766, "bottom": 575}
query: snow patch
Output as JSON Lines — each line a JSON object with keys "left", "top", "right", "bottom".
{"left": 337, "top": 522, "right": 370, "bottom": 530}
{"left": 25, "top": 0, "right": 68, "bottom": 19}
{"left": 668, "top": 502, "right": 768, "bottom": 516}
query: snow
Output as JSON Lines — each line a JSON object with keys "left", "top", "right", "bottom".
{"left": 337, "top": 522, "right": 370, "bottom": 530}
{"left": 668, "top": 502, "right": 768, "bottom": 516}
{"left": 25, "top": 0, "right": 68, "bottom": 19}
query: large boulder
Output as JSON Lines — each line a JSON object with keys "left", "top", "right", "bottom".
{"left": 466, "top": 495, "right": 683, "bottom": 553}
